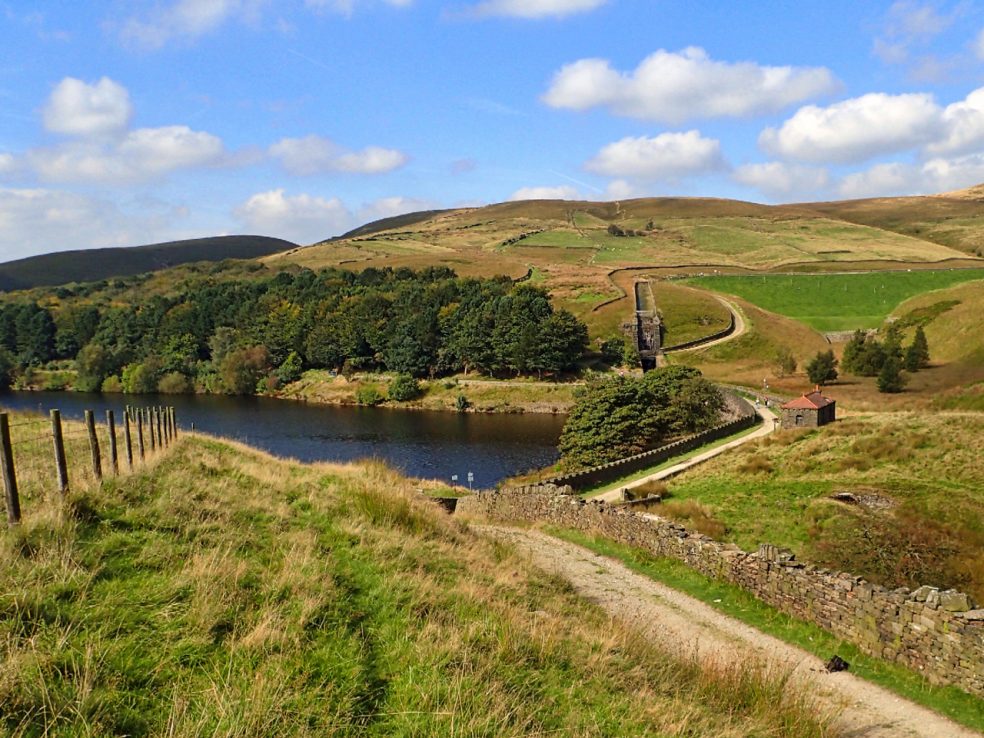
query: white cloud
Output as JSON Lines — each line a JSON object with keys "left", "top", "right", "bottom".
{"left": 30, "top": 126, "right": 225, "bottom": 184}
{"left": 604, "top": 179, "right": 644, "bottom": 200}
{"left": 0, "top": 154, "right": 16, "bottom": 176}
{"left": 760, "top": 92, "right": 942, "bottom": 163}
{"left": 235, "top": 189, "right": 354, "bottom": 243}
{"left": 928, "top": 87, "right": 984, "bottom": 156}
{"left": 269, "top": 135, "right": 408, "bottom": 175}
{"left": 921, "top": 152, "right": 984, "bottom": 191}
{"left": 0, "top": 187, "right": 187, "bottom": 260}
{"left": 509, "top": 185, "right": 580, "bottom": 201}
{"left": 357, "top": 196, "right": 437, "bottom": 222}
{"left": 838, "top": 163, "right": 923, "bottom": 198}
{"left": 306, "top": 0, "right": 412, "bottom": 16}
{"left": 585, "top": 131, "right": 726, "bottom": 180}
{"left": 42, "top": 77, "right": 132, "bottom": 137}
{"left": 837, "top": 153, "right": 984, "bottom": 199}
{"left": 543, "top": 47, "right": 838, "bottom": 124}
{"left": 468, "top": 0, "right": 607, "bottom": 19}
{"left": 733, "top": 162, "right": 830, "bottom": 200}
{"left": 120, "top": 0, "right": 255, "bottom": 49}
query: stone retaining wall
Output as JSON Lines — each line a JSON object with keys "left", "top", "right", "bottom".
{"left": 456, "top": 489, "right": 984, "bottom": 697}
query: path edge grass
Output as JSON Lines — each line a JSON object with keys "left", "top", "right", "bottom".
{"left": 545, "top": 527, "right": 984, "bottom": 732}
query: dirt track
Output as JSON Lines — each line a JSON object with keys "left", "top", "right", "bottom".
{"left": 479, "top": 526, "right": 982, "bottom": 738}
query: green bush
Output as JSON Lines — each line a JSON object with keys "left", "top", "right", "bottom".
{"left": 355, "top": 386, "right": 384, "bottom": 406}
{"left": 388, "top": 374, "right": 421, "bottom": 402}
{"left": 157, "top": 371, "right": 191, "bottom": 394}
{"left": 455, "top": 394, "right": 469, "bottom": 412}
{"left": 100, "top": 375, "right": 123, "bottom": 393}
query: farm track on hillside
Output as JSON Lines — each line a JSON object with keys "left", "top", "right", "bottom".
{"left": 478, "top": 526, "right": 982, "bottom": 738}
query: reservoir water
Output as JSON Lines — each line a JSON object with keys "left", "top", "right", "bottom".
{"left": 0, "top": 391, "right": 564, "bottom": 489}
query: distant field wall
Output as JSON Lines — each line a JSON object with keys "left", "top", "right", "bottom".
{"left": 457, "top": 490, "right": 984, "bottom": 698}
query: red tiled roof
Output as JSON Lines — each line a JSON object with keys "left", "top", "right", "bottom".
{"left": 781, "top": 390, "right": 835, "bottom": 410}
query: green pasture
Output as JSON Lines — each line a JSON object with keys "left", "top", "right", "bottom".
{"left": 687, "top": 269, "right": 984, "bottom": 331}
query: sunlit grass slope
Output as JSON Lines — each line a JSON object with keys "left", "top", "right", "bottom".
{"left": 664, "top": 413, "right": 984, "bottom": 601}
{"left": 0, "top": 429, "right": 836, "bottom": 737}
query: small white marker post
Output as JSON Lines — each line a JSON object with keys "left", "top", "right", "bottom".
{"left": 467, "top": 472, "right": 474, "bottom": 490}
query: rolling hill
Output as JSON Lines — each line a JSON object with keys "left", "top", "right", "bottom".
{"left": 265, "top": 191, "right": 984, "bottom": 341}
{"left": 0, "top": 235, "right": 297, "bottom": 292}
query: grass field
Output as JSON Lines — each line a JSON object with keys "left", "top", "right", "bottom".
{"left": 662, "top": 412, "right": 984, "bottom": 601}
{"left": 0, "top": 425, "right": 836, "bottom": 737}
{"left": 686, "top": 269, "right": 984, "bottom": 331}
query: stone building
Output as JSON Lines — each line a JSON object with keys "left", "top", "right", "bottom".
{"left": 780, "top": 388, "right": 836, "bottom": 429}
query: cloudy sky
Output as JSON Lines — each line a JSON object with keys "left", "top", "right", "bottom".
{"left": 3, "top": 0, "right": 984, "bottom": 258}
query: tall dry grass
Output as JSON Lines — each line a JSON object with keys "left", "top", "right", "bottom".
{"left": 1, "top": 431, "right": 840, "bottom": 737}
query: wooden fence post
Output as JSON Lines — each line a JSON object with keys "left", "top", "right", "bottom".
{"left": 171, "top": 407, "right": 177, "bottom": 438}
{"left": 147, "top": 408, "right": 156, "bottom": 452}
{"left": 106, "top": 410, "right": 118, "bottom": 475}
{"left": 137, "top": 409, "right": 145, "bottom": 460}
{"left": 50, "top": 409, "right": 69, "bottom": 496}
{"left": 85, "top": 410, "right": 102, "bottom": 481}
{"left": 123, "top": 410, "right": 134, "bottom": 470}
{"left": 156, "top": 407, "right": 164, "bottom": 448}
{"left": 0, "top": 414, "right": 21, "bottom": 526}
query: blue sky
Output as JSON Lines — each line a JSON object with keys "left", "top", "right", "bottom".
{"left": 3, "top": 0, "right": 984, "bottom": 258}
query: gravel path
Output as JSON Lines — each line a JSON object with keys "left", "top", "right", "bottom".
{"left": 479, "top": 526, "right": 981, "bottom": 738}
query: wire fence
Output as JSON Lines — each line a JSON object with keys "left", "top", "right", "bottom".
{"left": 1, "top": 405, "right": 179, "bottom": 526}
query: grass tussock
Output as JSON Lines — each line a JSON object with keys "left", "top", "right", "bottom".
{"left": 737, "top": 454, "right": 774, "bottom": 475}
{"left": 660, "top": 499, "right": 728, "bottom": 539}
{"left": 0, "top": 429, "right": 838, "bottom": 737}
{"left": 628, "top": 480, "right": 668, "bottom": 499}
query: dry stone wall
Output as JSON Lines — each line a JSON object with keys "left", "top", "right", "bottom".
{"left": 457, "top": 488, "right": 984, "bottom": 697}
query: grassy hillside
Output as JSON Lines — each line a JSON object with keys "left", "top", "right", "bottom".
{"left": 0, "top": 236, "right": 296, "bottom": 292}
{"left": 663, "top": 413, "right": 984, "bottom": 600}
{"left": 0, "top": 424, "right": 835, "bottom": 737}
{"left": 803, "top": 195, "right": 984, "bottom": 257}
{"left": 265, "top": 195, "right": 983, "bottom": 354}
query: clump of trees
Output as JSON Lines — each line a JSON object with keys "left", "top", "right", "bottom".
{"left": 0, "top": 266, "right": 589, "bottom": 396}
{"left": 841, "top": 325, "right": 930, "bottom": 394}
{"left": 558, "top": 366, "right": 724, "bottom": 469}
{"left": 805, "top": 350, "right": 838, "bottom": 386}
